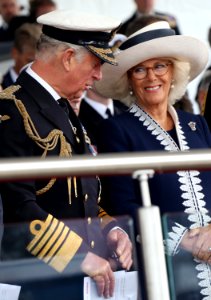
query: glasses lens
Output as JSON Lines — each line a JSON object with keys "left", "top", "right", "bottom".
{"left": 154, "top": 63, "right": 169, "bottom": 76}
{"left": 132, "top": 67, "right": 146, "bottom": 79}
{"left": 131, "top": 62, "right": 171, "bottom": 79}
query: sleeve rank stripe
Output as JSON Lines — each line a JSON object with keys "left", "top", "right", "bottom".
{"left": 42, "top": 225, "right": 69, "bottom": 263}
{"left": 35, "top": 221, "right": 66, "bottom": 259}
{"left": 49, "top": 231, "right": 82, "bottom": 273}
{"left": 27, "top": 214, "right": 83, "bottom": 272}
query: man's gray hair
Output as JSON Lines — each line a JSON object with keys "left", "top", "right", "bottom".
{"left": 36, "top": 33, "right": 88, "bottom": 61}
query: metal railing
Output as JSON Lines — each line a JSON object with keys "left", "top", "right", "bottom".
{"left": 0, "top": 149, "right": 211, "bottom": 180}
{"left": 1, "top": 149, "right": 211, "bottom": 300}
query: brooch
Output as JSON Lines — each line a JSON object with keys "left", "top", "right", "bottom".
{"left": 188, "top": 121, "right": 196, "bottom": 131}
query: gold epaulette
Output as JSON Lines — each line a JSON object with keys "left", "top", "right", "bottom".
{"left": 27, "top": 214, "right": 83, "bottom": 272}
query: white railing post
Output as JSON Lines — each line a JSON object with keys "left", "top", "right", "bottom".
{"left": 133, "top": 170, "right": 170, "bottom": 300}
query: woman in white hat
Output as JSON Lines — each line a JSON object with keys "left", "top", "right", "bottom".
{"left": 95, "top": 21, "right": 211, "bottom": 298}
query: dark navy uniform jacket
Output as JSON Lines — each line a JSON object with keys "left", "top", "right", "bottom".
{"left": 0, "top": 71, "right": 117, "bottom": 266}
{"left": 97, "top": 109, "right": 211, "bottom": 226}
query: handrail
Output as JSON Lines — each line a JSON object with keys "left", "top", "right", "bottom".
{"left": 1, "top": 149, "right": 209, "bottom": 299}
{"left": 0, "top": 149, "right": 211, "bottom": 180}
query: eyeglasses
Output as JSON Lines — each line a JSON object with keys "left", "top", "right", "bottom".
{"left": 130, "top": 62, "right": 172, "bottom": 79}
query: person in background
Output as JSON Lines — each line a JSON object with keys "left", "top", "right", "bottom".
{"left": 1, "top": 23, "right": 41, "bottom": 89}
{"left": 7, "top": 0, "right": 56, "bottom": 40}
{"left": 29, "top": 0, "right": 56, "bottom": 20}
{"left": 195, "top": 26, "right": 211, "bottom": 114}
{"left": 203, "top": 82, "right": 211, "bottom": 130}
{"left": 0, "top": 0, "right": 20, "bottom": 41}
{"left": 79, "top": 87, "right": 128, "bottom": 149}
{"left": 79, "top": 33, "right": 128, "bottom": 148}
{"left": 119, "top": 0, "right": 181, "bottom": 35}
{"left": 95, "top": 21, "right": 211, "bottom": 298}
{"left": 0, "top": 9, "right": 133, "bottom": 300}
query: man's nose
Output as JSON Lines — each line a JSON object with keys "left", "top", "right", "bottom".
{"left": 93, "top": 66, "right": 102, "bottom": 81}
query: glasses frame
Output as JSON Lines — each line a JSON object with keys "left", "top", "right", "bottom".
{"left": 129, "top": 62, "right": 172, "bottom": 80}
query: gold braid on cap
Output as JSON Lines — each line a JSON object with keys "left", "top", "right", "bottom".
{"left": 0, "top": 85, "right": 72, "bottom": 195}
{"left": 88, "top": 45, "right": 115, "bottom": 64}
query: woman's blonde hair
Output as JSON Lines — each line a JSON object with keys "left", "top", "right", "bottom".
{"left": 168, "top": 59, "right": 191, "bottom": 105}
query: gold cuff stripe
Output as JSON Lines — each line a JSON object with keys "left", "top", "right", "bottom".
{"left": 42, "top": 225, "right": 69, "bottom": 263}
{"left": 49, "top": 231, "right": 82, "bottom": 273}
{"left": 37, "top": 221, "right": 66, "bottom": 259}
{"left": 27, "top": 214, "right": 83, "bottom": 273}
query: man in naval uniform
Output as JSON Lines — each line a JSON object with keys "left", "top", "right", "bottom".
{"left": 0, "top": 9, "right": 133, "bottom": 300}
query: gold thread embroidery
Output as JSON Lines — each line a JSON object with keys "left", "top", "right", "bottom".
{"left": 27, "top": 215, "right": 83, "bottom": 273}
{"left": 0, "top": 115, "right": 10, "bottom": 122}
{"left": 87, "top": 46, "right": 117, "bottom": 65}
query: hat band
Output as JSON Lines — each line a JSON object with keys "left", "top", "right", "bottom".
{"left": 120, "top": 28, "right": 175, "bottom": 50}
{"left": 42, "top": 25, "right": 111, "bottom": 47}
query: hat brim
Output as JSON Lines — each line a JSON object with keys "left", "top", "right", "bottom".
{"left": 86, "top": 45, "right": 117, "bottom": 65}
{"left": 95, "top": 35, "right": 209, "bottom": 99}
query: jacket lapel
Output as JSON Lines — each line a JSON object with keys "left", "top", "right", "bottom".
{"left": 17, "top": 71, "right": 76, "bottom": 146}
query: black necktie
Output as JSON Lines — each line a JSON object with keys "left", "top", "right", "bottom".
{"left": 58, "top": 98, "right": 69, "bottom": 116}
{"left": 105, "top": 108, "right": 112, "bottom": 118}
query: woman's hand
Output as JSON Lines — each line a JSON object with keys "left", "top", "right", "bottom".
{"left": 81, "top": 251, "right": 115, "bottom": 298}
{"left": 180, "top": 224, "right": 211, "bottom": 263}
{"left": 189, "top": 224, "right": 211, "bottom": 263}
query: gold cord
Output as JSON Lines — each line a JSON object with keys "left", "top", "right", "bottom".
{"left": 0, "top": 85, "right": 72, "bottom": 195}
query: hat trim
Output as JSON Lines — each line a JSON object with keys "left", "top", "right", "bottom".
{"left": 42, "top": 25, "right": 111, "bottom": 46}
{"left": 86, "top": 45, "right": 117, "bottom": 66}
{"left": 120, "top": 28, "right": 175, "bottom": 50}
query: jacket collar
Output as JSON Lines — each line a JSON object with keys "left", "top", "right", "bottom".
{"left": 17, "top": 71, "right": 83, "bottom": 148}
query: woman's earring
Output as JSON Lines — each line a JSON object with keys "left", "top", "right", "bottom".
{"left": 129, "top": 88, "right": 134, "bottom": 95}
{"left": 171, "top": 79, "right": 175, "bottom": 89}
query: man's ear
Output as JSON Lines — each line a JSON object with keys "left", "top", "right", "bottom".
{"left": 62, "top": 48, "right": 75, "bottom": 71}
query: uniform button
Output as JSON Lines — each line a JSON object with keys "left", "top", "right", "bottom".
{"left": 91, "top": 241, "right": 95, "bottom": 248}
{"left": 84, "top": 194, "right": 88, "bottom": 201}
{"left": 87, "top": 217, "right": 92, "bottom": 224}
{"left": 100, "top": 218, "right": 103, "bottom": 223}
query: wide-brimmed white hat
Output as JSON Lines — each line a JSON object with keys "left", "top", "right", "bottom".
{"left": 95, "top": 21, "right": 209, "bottom": 99}
{"left": 37, "top": 10, "right": 121, "bottom": 65}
